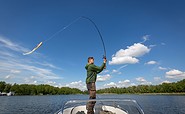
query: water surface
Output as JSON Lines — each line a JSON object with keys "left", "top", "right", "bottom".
{"left": 0, "top": 94, "right": 185, "bottom": 114}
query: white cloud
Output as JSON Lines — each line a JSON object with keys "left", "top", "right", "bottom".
{"left": 103, "top": 79, "right": 135, "bottom": 88}
{"left": 34, "top": 62, "right": 62, "bottom": 70}
{"left": 46, "top": 81, "right": 56, "bottom": 85}
{"left": 102, "top": 70, "right": 109, "bottom": 73}
{"left": 65, "top": 80, "right": 86, "bottom": 90}
{"left": 10, "top": 70, "right": 21, "bottom": 74}
{"left": 136, "top": 77, "right": 152, "bottom": 85}
{"left": 5, "top": 75, "right": 12, "bottom": 79}
{"left": 154, "top": 77, "right": 161, "bottom": 81}
{"left": 111, "top": 65, "right": 127, "bottom": 74}
{"left": 159, "top": 66, "right": 168, "bottom": 70}
{"left": 109, "top": 43, "right": 150, "bottom": 65}
{"left": 97, "top": 74, "right": 111, "bottom": 82}
{"left": 145, "top": 61, "right": 157, "bottom": 65}
{"left": 112, "top": 69, "right": 118, "bottom": 73}
{"left": 33, "top": 81, "right": 37, "bottom": 84}
{"left": 109, "top": 56, "right": 139, "bottom": 65}
{"left": 0, "top": 36, "right": 28, "bottom": 53}
{"left": 165, "top": 69, "right": 185, "bottom": 79}
{"left": 149, "top": 45, "right": 156, "bottom": 48}
{"left": 136, "top": 77, "right": 146, "bottom": 82}
{"left": 114, "top": 43, "right": 150, "bottom": 57}
{"left": 104, "top": 82, "right": 117, "bottom": 88}
{"left": 112, "top": 69, "right": 121, "bottom": 74}
{"left": 141, "top": 35, "right": 150, "bottom": 43}
{"left": 161, "top": 80, "right": 171, "bottom": 84}
{"left": 118, "top": 80, "right": 132, "bottom": 87}
{"left": 23, "top": 76, "right": 41, "bottom": 84}
{"left": 0, "top": 36, "right": 63, "bottom": 85}
{"left": 0, "top": 51, "right": 15, "bottom": 57}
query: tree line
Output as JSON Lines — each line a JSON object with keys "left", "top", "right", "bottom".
{"left": 0, "top": 82, "right": 82, "bottom": 95}
{"left": 97, "top": 79, "right": 185, "bottom": 94}
{"left": 0, "top": 79, "right": 185, "bottom": 95}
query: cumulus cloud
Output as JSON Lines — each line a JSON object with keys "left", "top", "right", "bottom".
{"left": 65, "top": 80, "right": 86, "bottom": 90}
{"left": 97, "top": 74, "right": 111, "bottom": 82}
{"left": 161, "top": 80, "right": 171, "bottom": 84}
{"left": 118, "top": 80, "right": 132, "bottom": 87}
{"left": 145, "top": 61, "right": 157, "bottom": 65}
{"left": 109, "top": 43, "right": 150, "bottom": 65}
{"left": 104, "top": 82, "right": 117, "bottom": 88}
{"left": 46, "top": 81, "right": 56, "bottom": 85}
{"left": 165, "top": 69, "right": 185, "bottom": 79}
{"left": 109, "top": 56, "right": 139, "bottom": 65}
{"left": 103, "top": 79, "right": 135, "bottom": 88}
{"left": 24, "top": 77, "right": 38, "bottom": 84}
{"left": 136, "top": 77, "right": 152, "bottom": 85}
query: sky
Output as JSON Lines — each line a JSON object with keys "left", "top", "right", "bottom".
{"left": 0, "top": 0, "right": 185, "bottom": 90}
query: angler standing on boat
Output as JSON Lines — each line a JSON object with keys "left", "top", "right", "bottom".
{"left": 85, "top": 57, "right": 106, "bottom": 114}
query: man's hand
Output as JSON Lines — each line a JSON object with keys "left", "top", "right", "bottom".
{"left": 103, "top": 58, "right": 107, "bottom": 63}
{"left": 103, "top": 58, "right": 107, "bottom": 69}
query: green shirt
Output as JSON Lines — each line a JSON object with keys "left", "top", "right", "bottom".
{"left": 85, "top": 63, "right": 105, "bottom": 84}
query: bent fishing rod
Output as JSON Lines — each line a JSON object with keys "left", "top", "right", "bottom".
{"left": 23, "top": 16, "right": 107, "bottom": 60}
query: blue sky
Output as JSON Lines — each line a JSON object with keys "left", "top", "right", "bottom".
{"left": 0, "top": 0, "right": 185, "bottom": 90}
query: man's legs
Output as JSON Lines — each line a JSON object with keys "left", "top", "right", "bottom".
{"left": 86, "top": 82, "right": 96, "bottom": 114}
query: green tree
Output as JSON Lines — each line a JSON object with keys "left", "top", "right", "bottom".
{"left": 0, "top": 81, "right": 6, "bottom": 92}
{"left": 4, "top": 84, "right": 12, "bottom": 93}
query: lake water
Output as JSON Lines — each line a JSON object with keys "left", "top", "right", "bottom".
{"left": 0, "top": 94, "right": 185, "bottom": 114}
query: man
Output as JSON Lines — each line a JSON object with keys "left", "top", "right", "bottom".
{"left": 85, "top": 57, "right": 106, "bottom": 114}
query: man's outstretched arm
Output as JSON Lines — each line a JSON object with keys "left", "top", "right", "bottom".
{"left": 90, "top": 58, "right": 106, "bottom": 73}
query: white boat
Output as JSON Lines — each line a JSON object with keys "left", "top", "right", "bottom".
{"left": 55, "top": 99, "right": 144, "bottom": 114}
{"left": 7, "top": 92, "right": 15, "bottom": 96}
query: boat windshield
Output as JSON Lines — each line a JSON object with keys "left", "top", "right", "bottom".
{"left": 56, "top": 99, "right": 144, "bottom": 114}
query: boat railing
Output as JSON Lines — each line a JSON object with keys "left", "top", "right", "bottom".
{"left": 55, "top": 98, "right": 144, "bottom": 114}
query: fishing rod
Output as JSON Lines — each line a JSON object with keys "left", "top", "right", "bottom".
{"left": 23, "top": 16, "right": 107, "bottom": 61}
{"left": 80, "top": 16, "right": 106, "bottom": 59}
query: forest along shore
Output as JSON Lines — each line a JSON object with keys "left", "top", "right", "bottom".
{"left": 0, "top": 79, "right": 185, "bottom": 96}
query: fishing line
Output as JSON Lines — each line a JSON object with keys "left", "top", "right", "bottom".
{"left": 23, "top": 16, "right": 106, "bottom": 58}
{"left": 43, "top": 17, "right": 81, "bottom": 43}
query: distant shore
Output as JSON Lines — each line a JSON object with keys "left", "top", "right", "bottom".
{"left": 1, "top": 93, "right": 185, "bottom": 96}
{"left": 97, "top": 93, "right": 185, "bottom": 95}
{"left": 139, "top": 93, "right": 185, "bottom": 95}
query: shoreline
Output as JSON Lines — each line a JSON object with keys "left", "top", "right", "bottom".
{"left": 97, "top": 92, "right": 185, "bottom": 95}
{"left": 1, "top": 92, "right": 185, "bottom": 96}
{"left": 139, "top": 92, "right": 185, "bottom": 95}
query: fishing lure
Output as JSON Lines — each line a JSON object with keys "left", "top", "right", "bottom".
{"left": 23, "top": 42, "right": 42, "bottom": 55}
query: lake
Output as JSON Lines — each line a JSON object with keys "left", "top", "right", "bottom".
{"left": 0, "top": 94, "right": 185, "bottom": 114}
